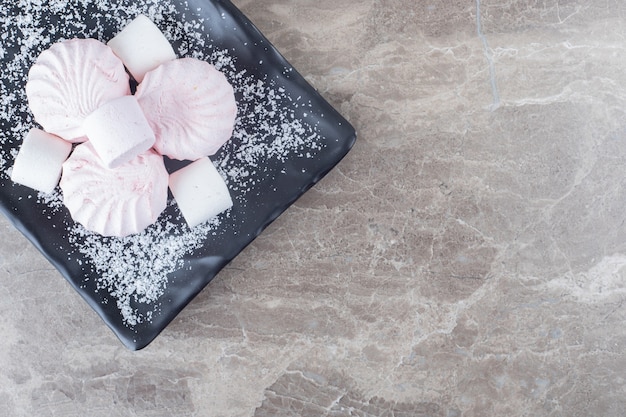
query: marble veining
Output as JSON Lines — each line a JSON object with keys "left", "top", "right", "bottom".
{"left": 2, "top": 0, "right": 626, "bottom": 416}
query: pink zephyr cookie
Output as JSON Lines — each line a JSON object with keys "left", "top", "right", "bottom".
{"left": 60, "top": 142, "right": 168, "bottom": 237}
{"left": 25, "top": 38, "right": 130, "bottom": 142}
{"left": 135, "top": 57, "right": 237, "bottom": 160}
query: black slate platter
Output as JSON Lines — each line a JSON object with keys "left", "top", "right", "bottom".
{"left": 0, "top": 0, "right": 356, "bottom": 350}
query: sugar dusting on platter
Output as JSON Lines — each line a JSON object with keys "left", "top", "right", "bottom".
{"left": 0, "top": 0, "right": 324, "bottom": 326}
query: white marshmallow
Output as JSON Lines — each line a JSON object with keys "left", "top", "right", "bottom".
{"left": 169, "top": 157, "right": 233, "bottom": 228}
{"left": 107, "top": 15, "right": 176, "bottom": 83}
{"left": 11, "top": 128, "right": 72, "bottom": 194}
{"left": 83, "top": 95, "right": 156, "bottom": 169}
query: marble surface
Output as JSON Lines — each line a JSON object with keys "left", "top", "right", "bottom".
{"left": 2, "top": 0, "right": 626, "bottom": 415}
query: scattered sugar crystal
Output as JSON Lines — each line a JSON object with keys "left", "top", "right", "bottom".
{"left": 0, "top": 0, "right": 326, "bottom": 326}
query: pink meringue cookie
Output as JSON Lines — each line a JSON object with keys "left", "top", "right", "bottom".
{"left": 135, "top": 57, "right": 237, "bottom": 160}
{"left": 60, "top": 142, "right": 168, "bottom": 237}
{"left": 25, "top": 38, "right": 130, "bottom": 142}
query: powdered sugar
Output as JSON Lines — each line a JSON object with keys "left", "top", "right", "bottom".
{"left": 1, "top": 0, "right": 325, "bottom": 326}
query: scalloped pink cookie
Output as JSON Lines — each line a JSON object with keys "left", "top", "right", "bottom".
{"left": 135, "top": 57, "right": 237, "bottom": 160}
{"left": 25, "top": 38, "right": 130, "bottom": 142}
{"left": 60, "top": 142, "right": 168, "bottom": 237}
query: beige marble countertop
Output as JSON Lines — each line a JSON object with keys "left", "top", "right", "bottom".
{"left": 2, "top": 0, "right": 626, "bottom": 416}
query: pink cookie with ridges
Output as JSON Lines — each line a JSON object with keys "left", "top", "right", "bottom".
{"left": 60, "top": 142, "right": 168, "bottom": 237}
{"left": 136, "top": 57, "right": 237, "bottom": 160}
{"left": 25, "top": 38, "right": 130, "bottom": 142}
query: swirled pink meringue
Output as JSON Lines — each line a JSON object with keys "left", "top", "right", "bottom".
{"left": 60, "top": 142, "right": 168, "bottom": 237}
{"left": 25, "top": 38, "right": 130, "bottom": 142}
{"left": 135, "top": 57, "right": 237, "bottom": 160}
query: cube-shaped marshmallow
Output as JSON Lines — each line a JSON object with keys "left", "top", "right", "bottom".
{"left": 169, "top": 157, "right": 233, "bottom": 228}
{"left": 83, "top": 95, "right": 155, "bottom": 168}
{"left": 11, "top": 128, "right": 72, "bottom": 193}
{"left": 107, "top": 14, "right": 176, "bottom": 83}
